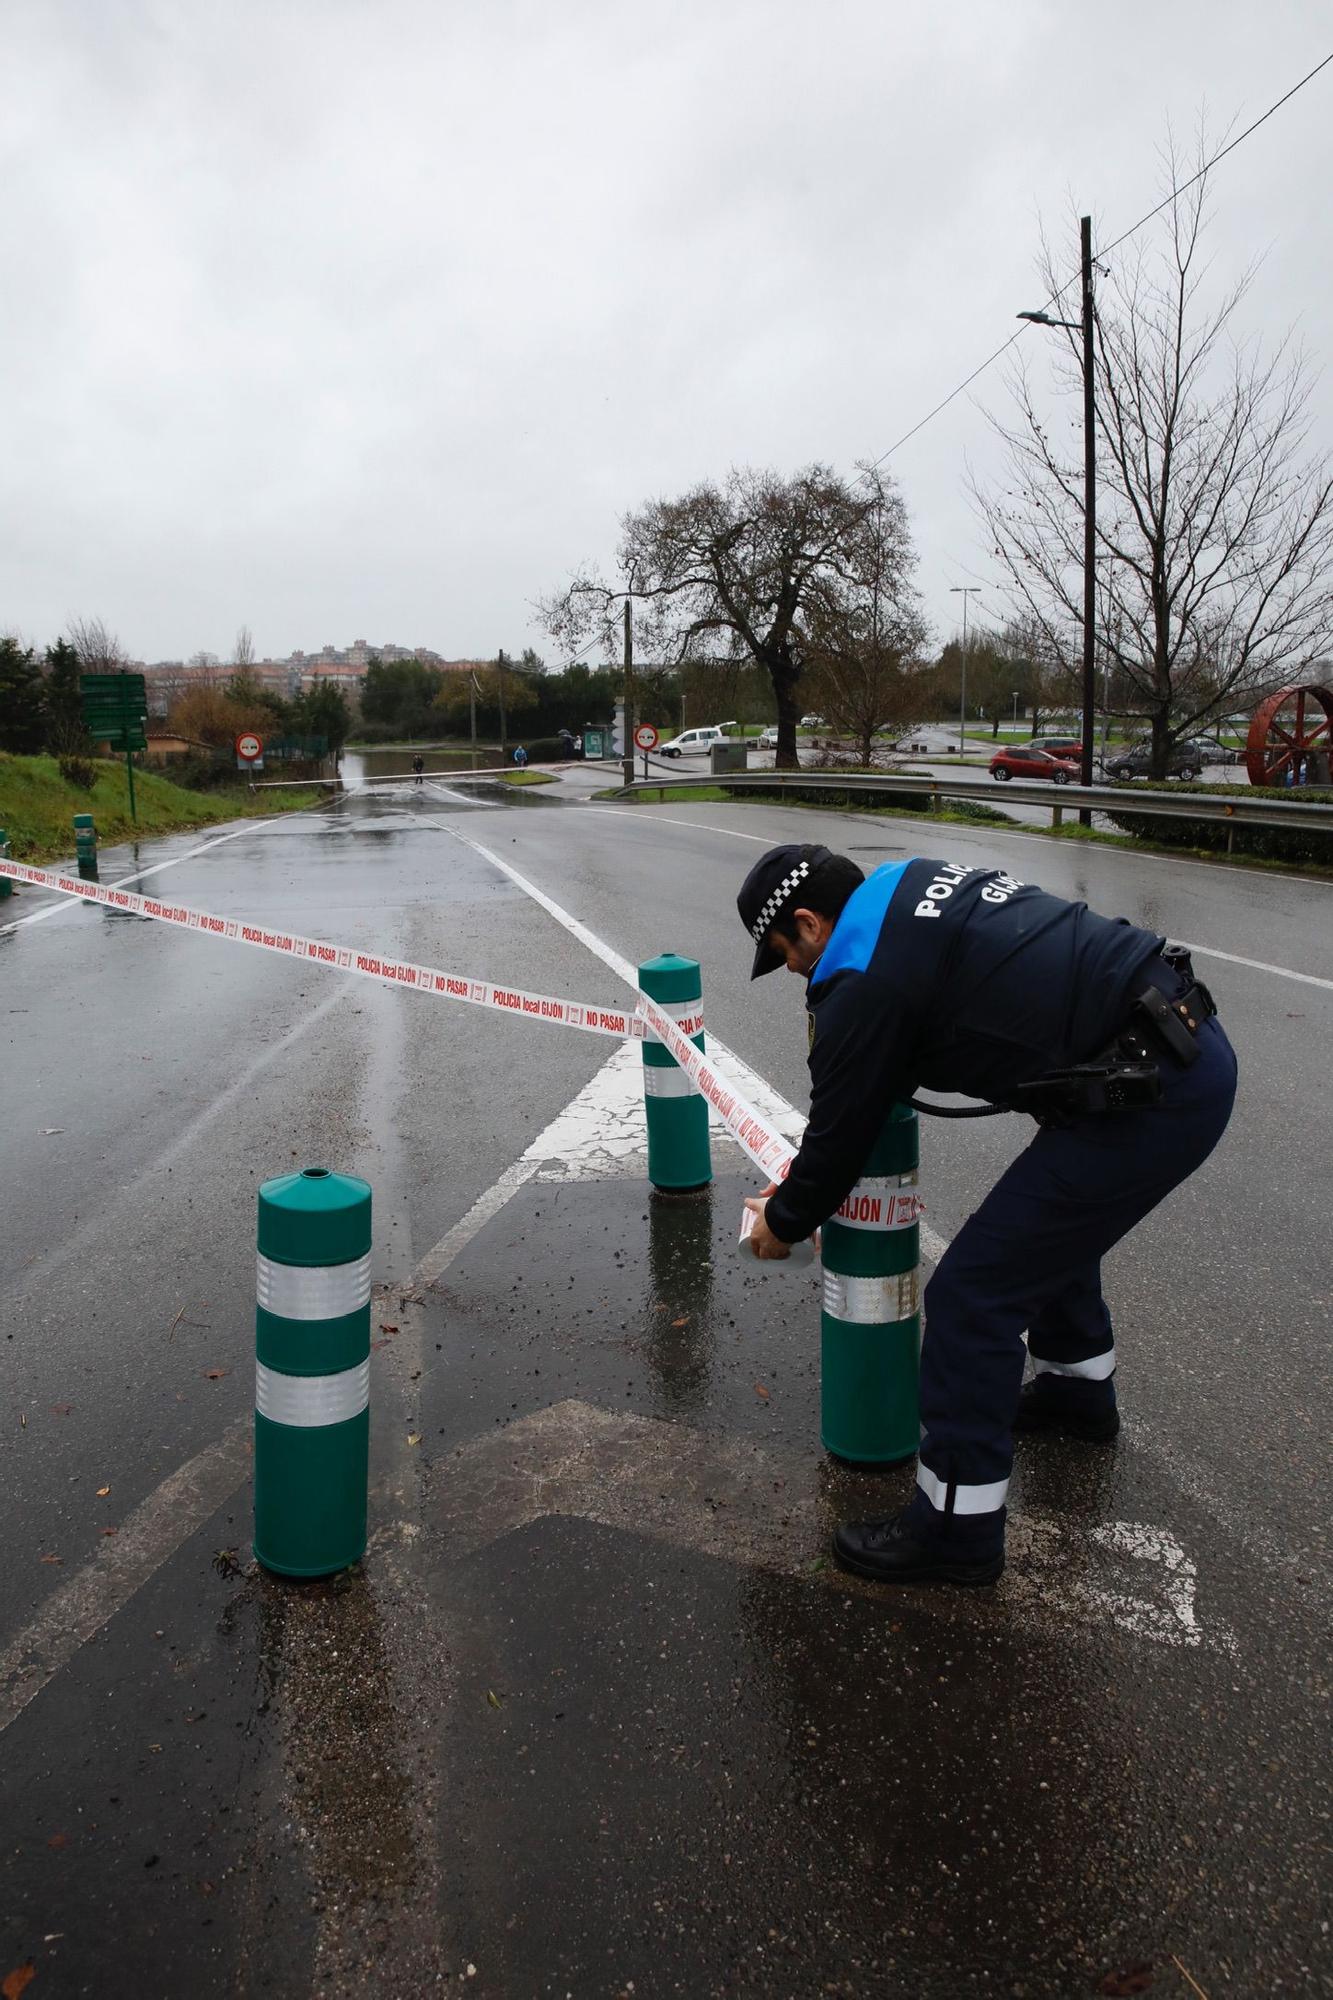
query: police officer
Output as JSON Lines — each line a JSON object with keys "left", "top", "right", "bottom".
{"left": 737, "top": 843, "right": 1237, "bottom": 1588}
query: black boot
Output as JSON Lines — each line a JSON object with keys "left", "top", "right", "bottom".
{"left": 832, "top": 1510, "right": 1004, "bottom": 1588}
{"left": 1013, "top": 1377, "right": 1120, "bottom": 1442}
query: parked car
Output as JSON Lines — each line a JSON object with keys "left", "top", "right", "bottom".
{"left": 659, "top": 724, "right": 732, "bottom": 759}
{"left": 757, "top": 726, "right": 780, "bottom": 749}
{"left": 1182, "top": 734, "right": 1240, "bottom": 765}
{"left": 990, "top": 745, "right": 1080, "bottom": 784}
{"left": 1027, "top": 736, "right": 1083, "bottom": 759}
{"left": 1103, "top": 740, "right": 1201, "bottom": 781}
{"left": 799, "top": 713, "right": 826, "bottom": 728}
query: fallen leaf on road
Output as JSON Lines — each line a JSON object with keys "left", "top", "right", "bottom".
{"left": 754, "top": 1382, "right": 770, "bottom": 1400}
{"left": 96, "top": 1486, "right": 110, "bottom": 1497}
{"left": 39, "top": 1554, "right": 62, "bottom": 1565}
{"left": 406, "top": 1433, "right": 422, "bottom": 1447}
{"left": 202, "top": 1369, "right": 229, "bottom": 1381}
{"left": 378, "top": 1323, "right": 399, "bottom": 1335}
{"left": 46, "top": 1833, "right": 69, "bottom": 1850}
{"left": 671, "top": 1315, "right": 689, "bottom": 1328}
{"left": 486, "top": 1689, "right": 502, "bottom": 1708}
{"left": 2, "top": 1964, "right": 36, "bottom": 2000}
{"left": 50, "top": 1405, "right": 72, "bottom": 1416}
{"left": 19, "top": 1415, "right": 25, "bottom": 1429}
{"left": 99, "top": 1527, "right": 118, "bottom": 1537}
{"left": 39, "top": 1128, "right": 64, "bottom": 1136}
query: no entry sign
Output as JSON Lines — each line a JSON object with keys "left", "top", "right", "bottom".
{"left": 236, "top": 732, "right": 264, "bottom": 772}
{"left": 633, "top": 724, "right": 659, "bottom": 752}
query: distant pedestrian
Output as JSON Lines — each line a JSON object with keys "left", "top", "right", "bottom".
{"left": 513, "top": 745, "right": 528, "bottom": 769}
{"left": 412, "top": 754, "right": 424, "bottom": 788}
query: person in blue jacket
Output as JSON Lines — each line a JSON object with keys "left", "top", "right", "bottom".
{"left": 738, "top": 843, "right": 1237, "bottom": 1588}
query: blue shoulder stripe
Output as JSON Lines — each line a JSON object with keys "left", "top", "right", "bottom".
{"left": 810, "top": 861, "right": 914, "bottom": 985}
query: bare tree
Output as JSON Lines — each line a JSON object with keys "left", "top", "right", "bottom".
{"left": 976, "top": 139, "right": 1333, "bottom": 777}
{"left": 233, "top": 624, "right": 256, "bottom": 668}
{"left": 67, "top": 616, "right": 129, "bottom": 673}
{"left": 802, "top": 466, "right": 928, "bottom": 764}
{"left": 544, "top": 464, "right": 900, "bottom": 768}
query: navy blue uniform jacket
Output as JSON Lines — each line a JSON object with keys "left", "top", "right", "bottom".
{"left": 764, "top": 858, "right": 1163, "bottom": 1244}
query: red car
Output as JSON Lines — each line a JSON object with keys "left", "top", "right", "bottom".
{"left": 989, "top": 745, "right": 1080, "bottom": 784}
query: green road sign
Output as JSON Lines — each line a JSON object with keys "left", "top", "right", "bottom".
{"left": 80, "top": 672, "right": 148, "bottom": 817}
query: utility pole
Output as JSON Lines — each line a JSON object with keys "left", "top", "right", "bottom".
{"left": 1017, "top": 211, "right": 1097, "bottom": 821}
{"left": 497, "top": 649, "right": 508, "bottom": 765}
{"left": 1079, "top": 212, "right": 1096, "bottom": 825}
{"left": 949, "top": 587, "right": 983, "bottom": 758}
{"left": 621, "top": 598, "right": 635, "bottom": 792}
{"left": 469, "top": 670, "right": 479, "bottom": 771}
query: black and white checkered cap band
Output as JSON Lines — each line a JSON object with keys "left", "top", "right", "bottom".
{"left": 750, "top": 860, "right": 811, "bottom": 943}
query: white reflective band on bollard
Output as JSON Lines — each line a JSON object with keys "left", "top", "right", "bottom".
{"left": 255, "top": 1359, "right": 371, "bottom": 1428}
{"left": 916, "top": 1464, "right": 1010, "bottom": 1515}
{"left": 832, "top": 1173, "right": 924, "bottom": 1232}
{"left": 256, "top": 1251, "right": 373, "bottom": 1320}
{"left": 643, "top": 1066, "right": 697, "bottom": 1098}
{"left": 822, "top": 1269, "right": 920, "bottom": 1326}
{"left": 1031, "top": 1346, "right": 1117, "bottom": 1381}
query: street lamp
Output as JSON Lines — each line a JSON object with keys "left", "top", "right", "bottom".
{"left": 949, "top": 587, "right": 983, "bottom": 757}
{"left": 1018, "top": 212, "right": 1097, "bottom": 823}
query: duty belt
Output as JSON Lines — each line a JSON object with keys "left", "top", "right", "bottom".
{"left": 1007, "top": 947, "right": 1218, "bottom": 1126}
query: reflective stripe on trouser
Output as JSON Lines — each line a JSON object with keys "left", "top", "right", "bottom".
{"left": 912, "top": 1018, "right": 1237, "bottom": 1548}
{"left": 1030, "top": 1344, "right": 1116, "bottom": 1381}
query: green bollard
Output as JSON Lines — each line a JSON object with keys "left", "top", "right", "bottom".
{"left": 639, "top": 952, "right": 712, "bottom": 1193}
{"left": 0, "top": 828, "right": 11, "bottom": 901}
{"left": 819, "top": 1104, "right": 921, "bottom": 1464}
{"left": 253, "top": 1166, "right": 372, "bottom": 1578}
{"left": 73, "top": 812, "right": 98, "bottom": 882}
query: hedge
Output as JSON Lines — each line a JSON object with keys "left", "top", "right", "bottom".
{"left": 1102, "top": 783, "right": 1333, "bottom": 866}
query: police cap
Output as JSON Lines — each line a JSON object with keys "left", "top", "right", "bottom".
{"left": 737, "top": 843, "right": 840, "bottom": 980}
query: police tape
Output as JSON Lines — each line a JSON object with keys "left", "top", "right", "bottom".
{"left": 0, "top": 857, "right": 802, "bottom": 1178}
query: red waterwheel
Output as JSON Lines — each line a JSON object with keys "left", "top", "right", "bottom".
{"left": 1245, "top": 683, "right": 1333, "bottom": 787}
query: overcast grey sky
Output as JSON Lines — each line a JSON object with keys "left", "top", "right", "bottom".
{"left": 3, "top": 0, "right": 1330, "bottom": 665}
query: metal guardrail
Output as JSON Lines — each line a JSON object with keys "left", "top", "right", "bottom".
{"left": 613, "top": 768, "right": 1333, "bottom": 841}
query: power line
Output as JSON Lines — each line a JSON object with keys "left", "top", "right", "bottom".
{"left": 866, "top": 47, "right": 1333, "bottom": 470}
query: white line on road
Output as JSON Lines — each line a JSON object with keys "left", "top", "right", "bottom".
{"left": 0, "top": 1423, "right": 252, "bottom": 1734}
{"left": 0, "top": 816, "right": 290, "bottom": 933}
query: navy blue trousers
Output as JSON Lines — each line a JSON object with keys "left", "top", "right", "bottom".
{"left": 905, "top": 1015, "right": 1238, "bottom": 1552}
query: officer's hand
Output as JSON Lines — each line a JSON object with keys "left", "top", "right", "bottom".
{"left": 743, "top": 1197, "right": 791, "bottom": 1260}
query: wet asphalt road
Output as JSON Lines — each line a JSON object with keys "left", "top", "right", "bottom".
{"left": 1, "top": 772, "right": 1329, "bottom": 1998}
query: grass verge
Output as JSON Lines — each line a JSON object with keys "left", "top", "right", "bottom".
{"left": 499, "top": 769, "right": 556, "bottom": 787}
{"left": 0, "top": 753, "right": 318, "bottom": 864}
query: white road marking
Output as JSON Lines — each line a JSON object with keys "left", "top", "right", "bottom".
{"left": 0, "top": 1423, "right": 251, "bottom": 1734}
{"left": 0, "top": 816, "right": 291, "bottom": 933}
{"left": 429, "top": 1399, "right": 1233, "bottom": 1652}
{"left": 1171, "top": 939, "right": 1333, "bottom": 992}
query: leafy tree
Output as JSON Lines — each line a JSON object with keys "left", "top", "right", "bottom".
{"left": 43, "top": 638, "right": 87, "bottom": 755}
{"left": 802, "top": 468, "right": 928, "bottom": 764}
{"left": 545, "top": 464, "right": 912, "bottom": 767}
{"left": 295, "top": 681, "right": 352, "bottom": 758}
{"left": 360, "top": 657, "right": 443, "bottom": 736}
{"left": 977, "top": 139, "right": 1333, "bottom": 777}
{"left": 0, "top": 637, "right": 45, "bottom": 751}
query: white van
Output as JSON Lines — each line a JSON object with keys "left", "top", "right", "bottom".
{"left": 658, "top": 723, "right": 733, "bottom": 759}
